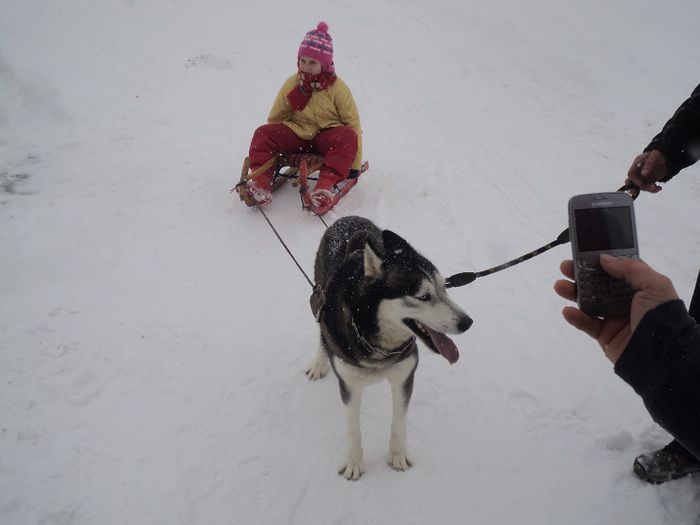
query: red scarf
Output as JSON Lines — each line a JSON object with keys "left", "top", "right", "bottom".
{"left": 286, "top": 71, "right": 337, "bottom": 111}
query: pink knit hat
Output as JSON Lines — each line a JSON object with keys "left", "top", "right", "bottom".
{"left": 298, "top": 21, "right": 334, "bottom": 72}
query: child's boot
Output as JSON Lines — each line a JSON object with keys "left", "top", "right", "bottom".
{"left": 309, "top": 172, "right": 337, "bottom": 214}
{"left": 241, "top": 172, "right": 273, "bottom": 206}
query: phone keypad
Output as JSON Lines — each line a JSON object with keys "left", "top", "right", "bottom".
{"left": 578, "top": 271, "right": 634, "bottom": 305}
{"left": 576, "top": 256, "right": 636, "bottom": 316}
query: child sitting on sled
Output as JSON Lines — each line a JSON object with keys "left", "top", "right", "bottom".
{"left": 240, "top": 21, "right": 363, "bottom": 213}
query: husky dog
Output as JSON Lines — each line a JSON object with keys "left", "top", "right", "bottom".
{"left": 306, "top": 216, "right": 472, "bottom": 480}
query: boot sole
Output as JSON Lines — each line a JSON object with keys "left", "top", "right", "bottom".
{"left": 633, "top": 457, "right": 700, "bottom": 484}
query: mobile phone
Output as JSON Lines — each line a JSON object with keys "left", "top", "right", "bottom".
{"left": 568, "top": 192, "right": 640, "bottom": 318}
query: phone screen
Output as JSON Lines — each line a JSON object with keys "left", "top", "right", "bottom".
{"left": 574, "top": 206, "right": 634, "bottom": 252}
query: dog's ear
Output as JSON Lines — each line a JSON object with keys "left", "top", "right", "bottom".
{"left": 346, "top": 231, "right": 381, "bottom": 259}
{"left": 363, "top": 241, "right": 383, "bottom": 278}
{"left": 382, "top": 229, "right": 412, "bottom": 260}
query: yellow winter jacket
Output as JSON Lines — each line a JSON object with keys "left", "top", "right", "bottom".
{"left": 267, "top": 74, "right": 363, "bottom": 170}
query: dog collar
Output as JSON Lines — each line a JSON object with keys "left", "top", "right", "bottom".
{"left": 351, "top": 317, "right": 415, "bottom": 358}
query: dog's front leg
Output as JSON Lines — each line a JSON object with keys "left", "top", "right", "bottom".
{"left": 338, "top": 379, "right": 365, "bottom": 480}
{"left": 387, "top": 365, "right": 415, "bottom": 471}
{"left": 305, "top": 338, "right": 330, "bottom": 381}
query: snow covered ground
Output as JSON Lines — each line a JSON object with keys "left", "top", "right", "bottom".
{"left": 2, "top": 1, "right": 700, "bottom": 523}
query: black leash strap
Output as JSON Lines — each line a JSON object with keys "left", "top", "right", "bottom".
{"left": 445, "top": 228, "right": 570, "bottom": 288}
{"left": 445, "top": 183, "right": 638, "bottom": 288}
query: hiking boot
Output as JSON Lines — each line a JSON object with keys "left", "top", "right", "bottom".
{"left": 633, "top": 440, "right": 700, "bottom": 484}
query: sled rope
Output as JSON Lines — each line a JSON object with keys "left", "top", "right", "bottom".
{"left": 445, "top": 183, "right": 639, "bottom": 288}
{"left": 257, "top": 205, "right": 315, "bottom": 289}
{"left": 256, "top": 204, "right": 328, "bottom": 320}
{"left": 314, "top": 211, "right": 329, "bottom": 228}
{"left": 252, "top": 157, "right": 352, "bottom": 298}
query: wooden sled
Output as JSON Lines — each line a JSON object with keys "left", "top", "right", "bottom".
{"left": 235, "top": 153, "right": 369, "bottom": 215}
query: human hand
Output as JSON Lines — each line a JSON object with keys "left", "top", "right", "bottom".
{"left": 625, "top": 150, "right": 667, "bottom": 197}
{"left": 554, "top": 255, "right": 679, "bottom": 363}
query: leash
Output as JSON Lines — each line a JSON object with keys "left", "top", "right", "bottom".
{"left": 256, "top": 181, "right": 640, "bottom": 299}
{"left": 445, "top": 183, "right": 639, "bottom": 288}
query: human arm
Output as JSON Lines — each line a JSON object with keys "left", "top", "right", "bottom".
{"left": 614, "top": 299, "right": 700, "bottom": 459}
{"left": 645, "top": 83, "right": 700, "bottom": 179}
{"left": 267, "top": 76, "right": 297, "bottom": 123}
{"left": 333, "top": 79, "right": 363, "bottom": 170}
{"left": 626, "top": 84, "right": 700, "bottom": 195}
{"left": 555, "top": 256, "right": 700, "bottom": 458}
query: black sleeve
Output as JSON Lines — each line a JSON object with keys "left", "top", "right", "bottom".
{"left": 615, "top": 300, "right": 700, "bottom": 458}
{"left": 644, "top": 84, "right": 700, "bottom": 180}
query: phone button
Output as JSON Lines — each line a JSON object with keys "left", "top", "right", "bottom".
{"left": 577, "top": 258, "right": 600, "bottom": 271}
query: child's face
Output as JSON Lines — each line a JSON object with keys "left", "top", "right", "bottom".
{"left": 299, "top": 56, "right": 323, "bottom": 75}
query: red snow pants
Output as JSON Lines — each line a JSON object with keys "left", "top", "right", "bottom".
{"left": 248, "top": 123, "right": 358, "bottom": 185}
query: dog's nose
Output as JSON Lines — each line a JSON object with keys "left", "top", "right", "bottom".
{"left": 457, "top": 315, "right": 473, "bottom": 332}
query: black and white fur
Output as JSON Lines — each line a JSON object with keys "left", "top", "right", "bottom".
{"left": 306, "top": 216, "right": 472, "bottom": 480}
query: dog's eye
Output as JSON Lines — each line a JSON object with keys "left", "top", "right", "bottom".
{"left": 415, "top": 293, "right": 431, "bottom": 302}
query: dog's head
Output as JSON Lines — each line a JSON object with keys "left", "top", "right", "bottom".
{"left": 362, "top": 229, "right": 473, "bottom": 364}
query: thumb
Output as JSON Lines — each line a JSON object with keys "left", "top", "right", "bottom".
{"left": 599, "top": 255, "right": 679, "bottom": 329}
{"left": 598, "top": 255, "right": 649, "bottom": 287}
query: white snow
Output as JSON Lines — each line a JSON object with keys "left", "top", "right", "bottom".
{"left": 2, "top": 1, "right": 700, "bottom": 524}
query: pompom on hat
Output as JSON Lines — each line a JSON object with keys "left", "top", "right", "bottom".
{"left": 298, "top": 21, "right": 334, "bottom": 72}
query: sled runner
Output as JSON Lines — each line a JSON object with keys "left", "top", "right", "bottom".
{"left": 235, "top": 153, "right": 369, "bottom": 215}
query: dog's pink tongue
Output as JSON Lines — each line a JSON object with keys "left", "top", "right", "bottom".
{"left": 424, "top": 326, "right": 460, "bottom": 364}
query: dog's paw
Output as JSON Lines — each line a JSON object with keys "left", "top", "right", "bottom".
{"left": 338, "top": 458, "right": 365, "bottom": 480}
{"left": 388, "top": 451, "right": 413, "bottom": 471}
{"left": 305, "top": 356, "right": 330, "bottom": 381}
